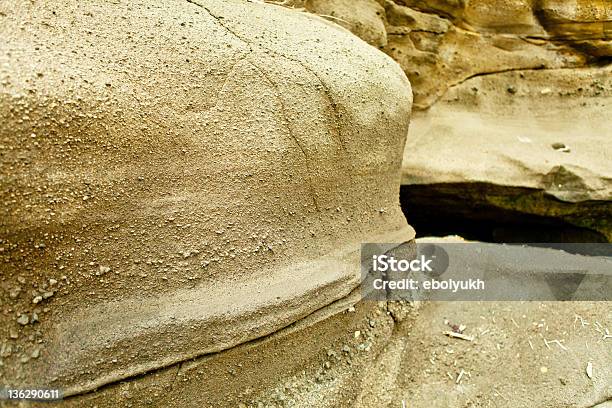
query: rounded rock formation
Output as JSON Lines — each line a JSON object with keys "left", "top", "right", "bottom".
{"left": 0, "top": 0, "right": 413, "bottom": 397}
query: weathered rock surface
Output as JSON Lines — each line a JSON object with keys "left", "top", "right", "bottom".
{"left": 303, "top": 0, "right": 610, "bottom": 109}
{"left": 300, "top": 0, "right": 611, "bottom": 240}
{"left": 52, "top": 239, "right": 612, "bottom": 407}
{"left": 306, "top": 0, "right": 388, "bottom": 48}
{"left": 0, "top": 0, "right": 413, "bottom": 397}
{"left": 401, "top": 66, "right": 612, "bottom": 240}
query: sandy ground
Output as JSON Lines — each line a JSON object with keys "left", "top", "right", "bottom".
{"left": 358, "top": 301, "right": 611, "bottom": 408}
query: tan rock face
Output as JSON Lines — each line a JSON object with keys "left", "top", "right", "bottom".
{"left": 401, "top": 66, "right": 612, "bottom": 240}
{"left": 303, "top": 0, "right": 610, "bottom": 109}
{"left": 306, "top": 0, "right": 388, "bottom": 48}
{"left": 0, "top": 0, "right": 413, "bottom": 396}
{"left": 301, "top": 0, "right": 610, "bottom": 240}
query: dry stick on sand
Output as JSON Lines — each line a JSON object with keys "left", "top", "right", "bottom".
{"left": 443, "top": 331, "right": 475, "bottom": 342}
{"left": 543, "top": 338, "right": 568, "bottom": 351}
{"left": 456, "top": 369, "right": 466, "bottom": 384}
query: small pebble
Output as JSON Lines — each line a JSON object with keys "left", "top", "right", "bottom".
{"left": 17, "top": 314, "right": 29, "bottom": 326}
{"left": 9, "top": 328, "right": 19, "bottom": 339}
{"left": 551, "top": 142, "right": 571, "bottom": 153}
{"left": 9, "top": 287, "right": 21, "bottom": 299}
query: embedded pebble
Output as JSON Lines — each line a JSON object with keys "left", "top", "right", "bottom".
{"left": 551, "top": 142, "right": 571, "bottom": 153}
{"left": 9, "top": 287, "right": 21, "bottom": 299}
{"left": 98, "top": 265, "right": 111, "bottom": 275}
{"left": 17, "top": 314, "right": 29, "bottom": 325}
{"left": 0, "top": 343, "right": 12, "bottom": 357}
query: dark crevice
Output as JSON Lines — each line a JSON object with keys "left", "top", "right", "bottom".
{"left": 400, "top": 183, "right": 610, "bottom": 248}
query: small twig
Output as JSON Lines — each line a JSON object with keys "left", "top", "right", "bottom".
{"left": 456, "top": 369, "right": 466, "bottom": 384}
{"left": 574, "top": 315, "right": 589, "bottom": 327}
{"left": 594, "top": 321, "right": 603, "bottom": 334}
{"left": 443, "top": 331, "right": 475, "bottom": 342}
{"left": 551, "top": 340, "right": 568, "bottom": 351}
{"left": 543, "top": 338, "right": 568, "bottom": 351}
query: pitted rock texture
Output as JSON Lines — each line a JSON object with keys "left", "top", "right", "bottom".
{"left": 301, "top": 0, "right": 610, "bottom": 109}
{"left": 0, "top": 0, "right": 413, "bottom": 396}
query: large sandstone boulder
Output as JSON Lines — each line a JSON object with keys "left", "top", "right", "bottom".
{"left": 306, "top": 0, "right": 388, "bottom": 48}
{"left": 0, "top": 0, "right": 413, "bottom": 398}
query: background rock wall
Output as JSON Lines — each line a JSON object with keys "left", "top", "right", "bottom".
{"left": 297, "top": 0, "right": 610, "bottom": 109}
{"left": 290, "top": 0, "right": 611, "bottom": 241}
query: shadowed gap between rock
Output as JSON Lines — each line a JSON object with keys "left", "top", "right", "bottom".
{"left": 400, "top": 183, "right": 610, "bottom": 251}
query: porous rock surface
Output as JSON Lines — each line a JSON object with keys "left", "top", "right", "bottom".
{"left": 301, "top": 0, "right": 611, "bottom": 239}
{"left": 304, "top": 0, "right": 610, "bottom": 109}
{"left": 0, "top": 0, "right": 413, "bottom": 397}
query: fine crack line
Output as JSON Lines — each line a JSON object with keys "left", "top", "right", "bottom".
{"left": 186, "top": 0, "right": 254, "bottom": 53}
{"left": 186, "top": 0, "right": 349, "bottom": 156}
{"left": 247, "top": 58, "right": 321, "bottom": 211}
{"left": 60, "top": 282, "right": 370, "bottom": 401}
{"left": 163, "top": 361, "right": 183, "bottom": 403}
{"left": 588, "top": 396, "right": 612, "bottom": 408}
{"left": 206, "top": 51, "right": 252, "bottom": 112}
{"left": 428, "top": 65, "right": 551, "bottom": 108}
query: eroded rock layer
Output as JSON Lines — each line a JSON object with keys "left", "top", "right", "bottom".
{"left": 302, "top": 0, "right": 610, "bottom": 109}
